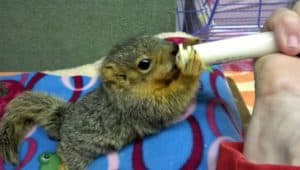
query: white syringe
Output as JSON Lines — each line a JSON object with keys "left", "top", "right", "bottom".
{"left": 192, "top": 32, "right": 278, "bottom": 65}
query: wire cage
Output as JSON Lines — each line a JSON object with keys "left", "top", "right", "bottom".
{"left": 176, "top": 0, "right": 295, "bottom": 42}
{"left": 176, "top": 0, "right": 295, "bottom": 71}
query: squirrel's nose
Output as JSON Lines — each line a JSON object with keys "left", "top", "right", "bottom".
{"left": 171, "top": 43, "right": 179, "bottom": 56}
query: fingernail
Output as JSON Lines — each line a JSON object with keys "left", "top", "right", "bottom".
{"left": 287, "top": 35, "right": 299, "bottom": 49}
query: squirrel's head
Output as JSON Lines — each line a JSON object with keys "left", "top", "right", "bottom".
{"left": 100, "top": 35, "right": 197, "bottom": 97}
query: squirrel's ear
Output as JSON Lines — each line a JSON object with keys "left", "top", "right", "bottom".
{"left": 182, "top": 37, "right": 201, "bottom": 46}
{"left": 101, "top": 63, "right": 128, "bottom": 89}
{"left": 156, "top": 32, "right": 201, "bottom": 46}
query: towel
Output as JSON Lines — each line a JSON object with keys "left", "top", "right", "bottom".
{"left": 0, "top": 67, "right": 242, "bottom": 170}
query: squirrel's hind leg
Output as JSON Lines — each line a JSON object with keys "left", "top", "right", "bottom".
{"left": 57, "top": 143, "right": 92, "bottom": 170}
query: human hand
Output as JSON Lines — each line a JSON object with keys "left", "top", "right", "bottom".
{"left": 243, "top": 2, "right": 300, "bottom": 165}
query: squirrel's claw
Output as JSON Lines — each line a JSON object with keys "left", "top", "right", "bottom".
{"left": 176, "top": 44, "right": 204, "bottom": 77}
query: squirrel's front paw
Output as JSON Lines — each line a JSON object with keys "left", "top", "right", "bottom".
{"left": 176, "top": 44, "right": 204, "bottom": 77}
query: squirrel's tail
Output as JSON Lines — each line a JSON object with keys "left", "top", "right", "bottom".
{"left": 0, "top": 91, "right": 66, "bottom": 164}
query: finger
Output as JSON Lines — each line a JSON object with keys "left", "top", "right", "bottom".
{"left": 176, "top": 44, "right": 185, "bottom": 70}
{"left": 190, "top": 49, "right": 198, "bottom": 74}
{"left": 178, "top": 44, "right": 189, "bottom": 65}
{"left": 186, "top": 46, "right": 193, "bottom": 73}
{"left": 264, "top": 8, "right": 300, "bottom": 56}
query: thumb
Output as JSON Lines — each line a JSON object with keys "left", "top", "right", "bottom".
{"left": 264, "top": 8, "right": 300, "bottom": 56}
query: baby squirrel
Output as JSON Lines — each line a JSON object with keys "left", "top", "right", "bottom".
{"left": 0, "top": 35, "right": 204, "bottom": 170}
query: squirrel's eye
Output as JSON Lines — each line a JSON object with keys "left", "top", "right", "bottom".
{"left": 137, "top": 59, "right": 151, "bottom": 71}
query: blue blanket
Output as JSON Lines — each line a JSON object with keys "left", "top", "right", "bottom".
{"left": 0, "top": 68, "right": 242, "bottom": 170}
